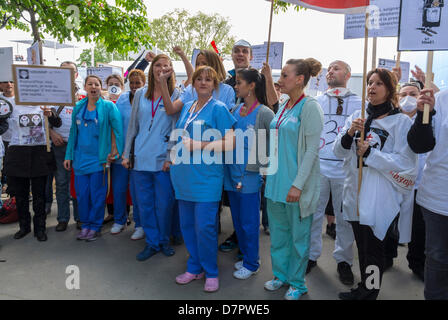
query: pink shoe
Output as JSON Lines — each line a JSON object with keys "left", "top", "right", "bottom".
{"left": 175, "top": 272, "right": 204, "bottom": 285}
{"left": 77, "top": 228, "right": 89, "bottom": 240}
{"left": 204, "top": 277, "right": 219, "bottom": 292}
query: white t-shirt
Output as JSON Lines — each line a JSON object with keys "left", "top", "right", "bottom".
{"left": 316, "top": 88, "right": 362, "bottom": 179}
{"left": 52, "top": 106, "right": 73, "bottom": 142}
{"left": 0, "top": 94, "right": 14, "bottom": 142}
{"left": 417, "top": 89, "right": 448, "bottom": 216}
{"left": 9, "top": 105, "right": 47, "bottom": 147}
{"left": 333, "top": 111, "right": 417, "bottom": 242}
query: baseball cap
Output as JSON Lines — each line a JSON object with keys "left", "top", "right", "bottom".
{"left": 233, "top": 39, "right": 252, "bottom": 48}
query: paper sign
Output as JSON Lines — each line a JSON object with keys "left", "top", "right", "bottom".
{"left": 27, "top": 42, "right": 41, "bottom": 65}
{"left": 250, "top": 42, "right": 284, "bottom": 70}
{"left": 344, "top": 0, "right": 400, "bottom": 39}
{"left": 308, "top": 68, "right": 329, "bottom": 92}
{"left": 12, "top": 65, "right": 75, "bottom": 106}
{"left": 398, "top": 0, "right": 448, "bottom": 51}
{"left": 0, "top": 47, "right": 13, "bottom": 82}
{"left": 86, "top": 67, "right": 113, "bottom": 89}
{"left": 191, "top": 49, "right": 201, "bottom": 68}
{"left": 377, "top": 58, "right": 410, "bottom": 83}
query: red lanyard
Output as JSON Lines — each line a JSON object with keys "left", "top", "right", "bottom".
{"left": 275, "top": 94, "right": 305, "bottom": 129}
{"left": 152, "top": 97, "right": 162, "bottom": 118}
{"left": 240, "top": 100, "right": 259, "bottom": 117}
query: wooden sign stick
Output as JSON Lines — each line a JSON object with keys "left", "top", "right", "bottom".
{"left": 266, "top": 0, "right": 275, "bottom": 64}
{"left": 371, "top": 37, "right": 377, "bottom": 70}
{"left": 423, "top": 51, "right": 434, "bottom": 124}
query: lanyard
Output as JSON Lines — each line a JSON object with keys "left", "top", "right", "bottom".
{"left": 275, "top": 94, "right": 305, "bottom": 129}
{"left": 239, "top": 100, "right": 259, "bottom": 117}
{"left": 151, "top": 97, "right": 162, "bottom": 119}
{"left": 183, "top": 96, "right": 213, "bottom": 132}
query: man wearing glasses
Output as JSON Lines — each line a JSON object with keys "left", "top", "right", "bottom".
{"left": 307, "top": 61, "right": 362, "bottom": 286}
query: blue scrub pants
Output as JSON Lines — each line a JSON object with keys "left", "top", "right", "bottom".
{"left": 75, "top": 170, "right": 108, "bottom": 232}
{"left": 267, "top": 199, "right": 312, "bottom": 293}
{"left": 128, "top": 170, "right": 141, "bottom": 228}
{"left": 171, "top": 201, "right": 182, "bottom": 238}
{"left": 130, "top": 170, "right": 174, "bottom": 250}
{"left": 228, "top": 191, "right": 260, "bottom": 272}
{"left": 111, "top": 163, "right": 130, "bottom": 226}
{"left": 178, "top": 200, "right": 219, "bottom": 278}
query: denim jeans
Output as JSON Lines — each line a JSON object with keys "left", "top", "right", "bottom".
{"left": 54, "top": 144, "right": 79, "bottom": 222}
{"left": 422, "top": 207, "right": 448, "bottom": 300}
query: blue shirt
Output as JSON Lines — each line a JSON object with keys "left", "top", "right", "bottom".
{"left": 73, "top": 105, "right": 104, "bottom": 176}
{"left": 224, "top": 103, "right": 263, "bottom": 193}
{"left": 180, "top": 83, "right": 235, "bottom": 110}
{"left": 170, "top": 99, "right": 236, "bottom": 202}
{"left": 115, "top": 92, "right": 132, "bottom": 164}
{"left": 133, "top": 88, "right": 180, "bottom": 172}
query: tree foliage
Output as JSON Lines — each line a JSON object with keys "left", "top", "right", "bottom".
{"left": 273, "top": 0, "right": 306, "bottom": 13}
{"left": 147, "top": 9, "right": 236, "bottom": 58}
{"left": 0, "top": 0, "right": 153, "bottom": 55}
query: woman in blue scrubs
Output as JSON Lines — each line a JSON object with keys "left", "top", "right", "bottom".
{"left": 122, "top": 54, "right": 179, "bottom": 261}
{"left": 161, "top": 66, "right": 236, "bottom": 293}
{"left": 64, "top": 75, "right": 124, "bottom": 242}
{"left": 264, "top": 58, "right": 324, "bottom": 300}
{"left": 225, "top": 68, "right": 274, "bottom": 280}
{"left": 110, "top": 70, "right": 146, "bottom": 237}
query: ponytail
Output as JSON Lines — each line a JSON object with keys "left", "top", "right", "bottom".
{"left": 236, "top": 68, "right": 268, "bottom": 106}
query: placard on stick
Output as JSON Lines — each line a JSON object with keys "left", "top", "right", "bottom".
{"left": 378, "top": 58, "right": 410, "bottom": 83}
{"left": 0, "top": 47, "right": 13, "bottom": 82}
{"left": 12, "top": 65, "right": 76, "bottom": 106}
{"left": 398, "top": 0, "right": 448, "bottom": 51}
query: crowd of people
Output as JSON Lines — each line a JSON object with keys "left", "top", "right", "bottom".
{"left": 0, "top": 39, "right": 447, "bottom": 300}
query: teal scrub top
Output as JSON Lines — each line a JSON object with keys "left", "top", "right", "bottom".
{"left": 170, "top": 98, "right": 236, "bottom": 202}
{"left": 265, "top": 98, "right": 307, "bottom": 205}
{"left": 73, "top": 105, "right": 103, "bottom": 176}
{"left": 224, "top": 103, "right": 263, "bottom": 193}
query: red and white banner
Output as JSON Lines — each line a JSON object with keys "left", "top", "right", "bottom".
{"left": 279, "top": 0, "right": 370, "bottom": 14}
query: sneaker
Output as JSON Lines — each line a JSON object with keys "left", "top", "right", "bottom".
{"left": 77, "top": 228, "right": 89, "bottom": 240}
{"left": 136, "top": 245, "right": 159, "bottom": 261}
{"left": 337, "top": 262, "right": 354, "bottom": 285}
{"left": 264, "top": 278, "right": 286, "bottom": 291}
{"left": 204, "top": 277, "right": 219, "bottom": 292}
{"left": 233, "top": 266, "right": 258, "bottom": 280}
{"left": 284, "top": 286, "right": 307, "bottom": 300}
{"left": 55, "top": 221, "right": 68, "bottom": 232}
{"left": 234, "top": 260, "right": 243, "bottom": 270}
{"left": 160, "top": 244, "right": 175, "bottom": 257}
{"left": 306, "top": 260, "right": 317, "bottom": 274}
{"left": 176, "top": 272, "right": 205, "bottom": 285}
{"left": 110, "top": 223, "right": 125, "bottom": 235}
{"left": 85, "top": 229, "right": 99, "bottom": 242}
{"left": 326, "top": 223, "right": 336, "bottom": 240}
{"left": 219, "top": 233, "right": 238, "bottom": 252}
{"left": 131, "top": 227, "right": 145, "bottom": 240}
{"left": 338, "top": 284, "right": 377, "bottom": 300}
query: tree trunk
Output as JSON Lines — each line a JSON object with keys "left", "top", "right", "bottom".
{"left": 29, "top": 9, "right": 41, "bottom": 42}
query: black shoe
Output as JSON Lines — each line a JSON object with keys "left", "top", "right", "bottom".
{"left": 337, "top": 262, "right": 354, "bottom": 285}
{"left": 55, "top": 221, "right": 68, "bottom": 232}
{"left": 384, "top": 258, "right": 393, "bottom": 271}
{"left": 14, "top": 229, "right": 31, "bottom": 239}
{"left": 171, "top": 236, "right": 184, "bottom": 246}
{"left": 326, "top": 223, "right": 336, "bottom": 240}
{"left": 76, "top": 221, "right": 82, "bottom": 230}
{"left": 35, "top": 231, "right": 48, "bottom": 242}
{"left": 306, "top": 260, "right": 317, "bottom": 274}
{"left": 160, "top": 244, "right": 175, "bottom": 257}
{"left": 219, "top": 239, "right": 238, "bottom": 252}
{"left": 339, "top": 284, "right": 377, "bottom": 300}
{"left": 411, "top": 268, "right": 424, "bottom": 282}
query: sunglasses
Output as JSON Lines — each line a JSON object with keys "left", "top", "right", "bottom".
{"left": 336, "top": 97, "right": 344, "bottom": 115}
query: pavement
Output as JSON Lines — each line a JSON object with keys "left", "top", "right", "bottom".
{"left": 0, "top": 204, "right": 424, "bottom": 300}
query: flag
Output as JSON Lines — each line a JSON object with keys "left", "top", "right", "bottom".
{"left": 278, "top": 0, "right": 370, "bottom": 14}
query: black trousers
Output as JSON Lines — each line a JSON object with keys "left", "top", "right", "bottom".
{"left": 8, "top": 175, "right": 48, "bottom": 233}
{"left": 350, "top": 221, "right": 389, "bottom": 300}
{"left": 406, "top": 190, "right": 426, "bottom": 272}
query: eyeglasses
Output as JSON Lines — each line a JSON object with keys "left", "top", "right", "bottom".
{"left": 336, "top": 97, "right": 343, "bottom": 115}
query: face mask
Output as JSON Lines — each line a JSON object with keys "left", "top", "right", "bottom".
{"left": 400, "top": 95, "right": 417, "bottom": 113}
{"left": 108, "top": 85, "right": 122, "bottom": 96}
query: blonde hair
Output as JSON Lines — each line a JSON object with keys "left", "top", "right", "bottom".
{"left": 128, "top": 69, "right": 146, "bottom": 84}
{"left": 192, "top": 66, "right": 220, "bottom": 91}
{"left": 196, "top": 50, "right": 227, "bottom": 82}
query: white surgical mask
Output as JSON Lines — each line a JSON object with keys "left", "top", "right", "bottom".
{"left": 400, "top": 95, "right": 417, "bottom": 113}
{"left": 108, "top": 85, "right": 122, "bottom": 96}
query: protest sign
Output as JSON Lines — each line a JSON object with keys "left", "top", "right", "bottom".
{"left": 250, "top": 42, "right": 284, "bottom": 70}
{"left": 0, "top": 47, "right": 13, "bottom": 82}
{"left": 378, "top": 58, "right": 410, "bottom": 82}
{"left": 191, "top": 49, "right": 201, "bottom": 68}
{"left": 86, "top": 67, "right": 113, "bottom": 89}
{"left": 12, "top": 65, "right": 75, "bottom": 106}
{"left": 27, "top": 42, "right": 42, "bottom": 65}
{"left": 308, "top": 68, "right": 329, "bottom": 92}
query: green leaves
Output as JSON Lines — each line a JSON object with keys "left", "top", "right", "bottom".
{"left": 146, "top": 9, "right": 236, "bottom": 58}
{"left": 0, "top": 0, "right": 152, "bottom": 56}
{"left": 273, "top": 0, "right": 306, "bottom": 14}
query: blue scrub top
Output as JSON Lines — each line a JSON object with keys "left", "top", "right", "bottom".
{"left": 73, "top": 105, "right": 104, "bottom": 176}
{"left": 115, "top": 92, "right": 132, "bottom": 164}
{"left": 170, "top": 98, "right": 236, "bottom": 202}
{"left": 180, "top": 83, "right": 235, "bottom": 110}
{"left": 133, "top": 88, "right": 180, "bottom": 172}
{"left": 224, "top": 103, "right": 263, "bottom": 193}
{"left": 265, "top": 98, "right": 307, "bottom": 204}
